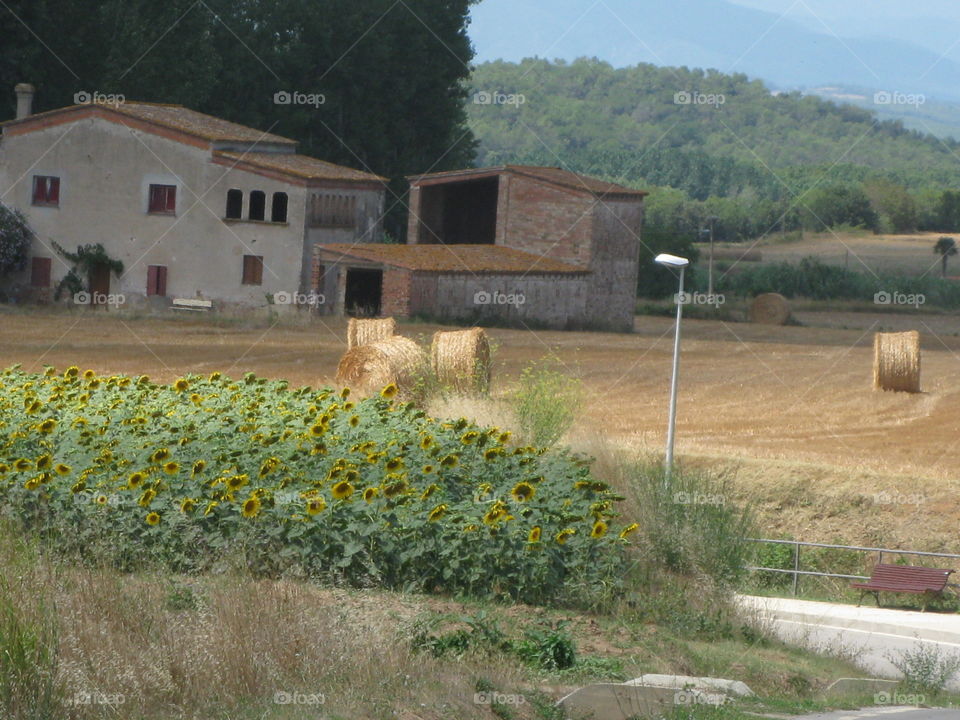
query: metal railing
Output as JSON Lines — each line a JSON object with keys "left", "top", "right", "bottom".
{"left": 745, "top": 538, "right": 960, "bottom": 597}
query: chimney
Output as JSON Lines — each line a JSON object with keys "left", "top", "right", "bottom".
{"left": 14, "top": 83, "right": 35, "bottom": 120}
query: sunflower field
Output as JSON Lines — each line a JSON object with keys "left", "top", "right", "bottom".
{"left": 0, "top": 365, "right": 637, "bottom": 605}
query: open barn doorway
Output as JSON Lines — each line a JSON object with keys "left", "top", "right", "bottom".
{"left": 344, "top": 268, "right": 382, "bottom": 317}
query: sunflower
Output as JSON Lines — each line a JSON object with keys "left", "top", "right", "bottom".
{"left": 573, "top": 480, "right": 592, "bottom": 490}
{"left": 420, "top": 484, "right": 440, "bottom": 500}
{"left": 309, "top": 423, "right": 326, "bottom": 437}
{"left": 497, "top": 431, "right": 512, "bottom": 444}
{"left": 95, "top": 494, "right": 109, "bottom": 506}
{"left": 343, "top": 401, "right": 355, "bottom": 411}
{"left": 241, "top": 496, "right": 262, "bottom": 518}
{"left": 226, "top": 474, "right": 249, "bottom": 491}
{"left": 24, "top": 476, "right": 41, "bottom": 491}
{"left": 385, "top": 457, "right": 404, "bottom": 472}
{"left": 190, "top": 393, "right": 203, "bottom": 405}
{"left": 43, "top": 366, "right": 56, "bottom": 377}
{"left": 427, "top": 504, "right": 448, "bottom": 522}
{"left": 180, "top": 498, "right": 197, "bottom": 514}
{"left": 14, "top": 458, "right": 32, "bottom": 472}
{"left": 174, "top": 378, "right": 190, "bottom": 392}
{"left": 590, "top": 520, "right": 608, "bottom": 539}
{"left": 422, "top": 464, "right": 435, "bottom": 474}
{"left": 35, "top": 454, "right": 52, "bottom": 472}
{"left": 203, "top": 501, "right": 219, "bottom": 516}
{"left": 150, "top": 448, "right": 171, "bottom": 464}
{"left": 340, "top": 387, "right": 350, "bottom": 399}
{"left": 331, "top": 481, "right": 354, "bottom": 500}
{"left": 554, "top": 529, "right": 577, "bottom": 545}
{"left": 192, "top": 460, "right": 206, "bottom": 476}
{"left": 348, "top": 415, "right": 360, "bottom": 427}
{"left": 127, "top": 471, "right": 146, "bottom": 489}
{"left": 460, "top": 431, "right": 480, "bottom": 445}
{"left": 145, "top": 512, "right": 161, "bottom": 526}
{"left": 482, "top": 506, "right": 506, "bottom": 526}
{"left": 419, "top": 435, "right": 434, "bottom": 450}
{"left": 65, "top": 366, "right": 79, "bottom": 378}
{"left": 54, "top": 463, "right": 71, "bottom": 476}
{"left": 305, "top": 497, "right": 326, "bottom": 515}
{"left": 209, "top": 371, "right": 222, "bottom": 381}
{"left": 71, "top": 480, "right": 86, "bottom": 493}
{"left": 483, "top": 448, "right": 502, "bottom": 461}
{"left": 259, "top": 458, "right": 278, "bottom": 477}
{"left": 383, "top": 480, "right": 408, "bottom": 499}
{"left": 619, "top": 523, "right": 640, "bottom": 540}
{"left": 138, "top": 489, "right": 157, "bottom": 507}
{"left": 38, "top": 418, "right": 57, "bottom": 434}
{"left": 117, "top": 377, "right": 131, "bottom": 387}
{"left": 82, "top": 369, "right": 95, "bottom": 380}
{"left": 380, "top": 383, "right": 399, "bottom": 399}
{"left": 463, "top": 524, "right": 480, "bottom": 533}
{"left": 528, "top": 526, "right": 542, "bottom": 543}
{"left": 439, "top": 454, "right": 459, "bottom": 468}
{"left": 163, "top": 461, "right": 180, "bottom": 475}
{"left": 363, "top": 487, "right": 379, "bottom": 503}
{"left": 510, "top": 482, "right": 535, "bottom": 503}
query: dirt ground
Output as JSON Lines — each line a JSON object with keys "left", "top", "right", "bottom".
{"left": 3, "top": 306, "right": 960, "bottom": 547}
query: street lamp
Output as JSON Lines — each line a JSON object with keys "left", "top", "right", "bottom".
{"left": 654, "top": 252, "right": 689, "bottom": 478}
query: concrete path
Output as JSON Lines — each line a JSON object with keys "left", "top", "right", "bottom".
{"left": 738, "top": 595, "right": 960, "bottom": 691}
{"left": 788, "top": 708, "right": 957, "bottom": 720}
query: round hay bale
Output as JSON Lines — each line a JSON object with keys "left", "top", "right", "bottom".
{"left": 346, "top": 317, "right": 396, "bottom": 350}
{"left": 335, "top": 335, "right": 426, "bottom": 399}
{"left": 748, "top": 293, "right": 791, "bottom": 325}
{"left": 431, "top": 327, "right": 491, "bottom": 394}
{"left": 874, "top": 330, "right": 920, "bottom": 393}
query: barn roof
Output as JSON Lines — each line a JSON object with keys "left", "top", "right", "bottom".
{"left": 315, "top": 244, "right": 589, "bottom": 274}
{"left": 407, "top": 165, "right": 648, "bottom": 198}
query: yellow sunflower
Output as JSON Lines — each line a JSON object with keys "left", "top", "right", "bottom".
{"left": 306, "top": 497, "right": 326, "bottom": 515}
{"left": 163, "top": 461, "right": 180, "bottom": 475}
{"left": 463, "top": 524, "right": 480, "bottom": 533}
{"left": 440, "top": 454, "right": 459, "bottom": 468}
{"left": 420, "top": 484, "right": 440, "bottom": 500}
{"left": 95, "top": 494, "right": 109, "bottom": 506}
{"left": 138, "top": 489, "right": 157, "bottom": 507}
{"left": 82, "top": 369, "right": 95, "bottom": 380}
{"left": 422, "top": 464, "right": 436, "bottom": 474}
{"left": 180, "top": 498, "right": 197, "bottom": 514}
{"left": 363, "top": 487, "right": 379, "bottom": 503}
{"left": 385, "top": 457, "right": 404, "bottom": 472}
{"left": 309, "top": 423, "right": 326, "bottom": 437}
{"left": 226, "top": 474, "right": 249, "bottom": 491}
{"left": 419, "top": 435, "right": 434, "bottom": 450}
{"left": 511, "top": 482, "right": 535, "bottom": 503}
{"left": 427, "top": 504, "right": 448, "bottom": 522}
{"left": 204, "top": 501, "right": 219, "bottom": 516}
{"left": 460, "top": 431, "right": 480, "bottom": 445}
{"left": 192, "top": 460, "right": 206, "bottom": 476}
{"left": 54, "top": 463, "right": 71, "bottom": 476}
{"left": 145, "top": 512, "right": 161, "bottom": 526}
{"left": 71, "top": 480, "right": 86, "bottom": 493}
{"left": 348, "top": 415, "right": 360, "bottom": 427}
{"left": 619, "top": 523, "right": 640, "bottom": 540}
{"left": 590, "top": 520, "right": 608, "bottom": 539}
{"left": 383, "top": 479, "right": 408, "bottom": 498}
{"left": 150, "top": 448, "right": 171, "bottom": 463}
{"left": 555, "top": 529, "right": 576, "bottom": 545}
{"left": 241, "top": 496, "right": 261, "bottom": 518}
{"left": 127, "top": 471, "right": 146, "bottom": 489}
{"left": 38, "top": 418, "right": 57, "bottom": 434}
{"left": 528, "top": 526, "right": 542, "bottom": 543}
{"left": 24, "top": 476, "right": 41, "bottom": 491}
{"left": 209, "top": 371, "right": 222, "bottom": 381}
{"left": 14, "top": 458, "right": 32, "bottom": 472}
{"left": 380, "top": 383, "right": 399, "bottom": 399}
{"left": 65, "top": 366, "right": 79, "bottom": 378}
{"left": 331, "top": 480, "right": 354, "bottom": 500}
{"left": 174, "top": 378, "right": 189, "bottom": 392}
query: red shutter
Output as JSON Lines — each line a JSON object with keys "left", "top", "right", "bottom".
{"left": 30, "top": 257, "right": 52, "bottom": 287}
{"left": 147, "top": 266, "right": 158, "bottom": 296}
{"left": 48, "top": 177, "right": 60, "bottom": 205}
{"left": 32, "top": 177, "right": 45, "bottom": 204}
{"left": 165, "top": 186, "right": 176, "bottom": 213}
{"left": 157, "top": 266, "right": 167, "bottom": 296}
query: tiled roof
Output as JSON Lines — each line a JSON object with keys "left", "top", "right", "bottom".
{"left": 408, "top": 165, "right": 648, "bottom": 198}
{"left": 215, "top": 151, "right": 387, "bottom": 183}
{"left": 316, "top": 244, "right": 589, "bottom": 274}
{"left": 2, "top": 101, "right": 296, "bottom": 146}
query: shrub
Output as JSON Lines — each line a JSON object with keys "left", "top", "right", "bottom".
{"left": 886, "top": 642, "right": 960, "bottom": 697}
{"left": 510, "top": 356, "right": 583, "bottom": 447}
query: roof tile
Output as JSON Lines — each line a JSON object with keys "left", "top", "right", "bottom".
{"left": 316, "top": 243, "right": 589, "bottom": 274}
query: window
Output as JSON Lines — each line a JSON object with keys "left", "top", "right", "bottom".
{"left": 30, "top": 257, "right": 52, "bottom": 287}
{"left": 242, "top": 255, "right": 263, "bottom": 285}
{"left": 147, "top": 265, "right": 168, "bottom": 297}
{"left": 148, "top": 184, "right": 176, "bottom": 214}
{"left": 32, "top": 176, "right": 60, "bottom": 206}
{"left": 249, "top": 191, "right": 266, "bottom": 221}
{"left": 308, "top": 193, "right": 356, "bottom": 228}
{"left": 271, "top": 192, "right": 288, "bottom": 223}
{"left": 225, "top": 189, "right": 243, "bottom": 219}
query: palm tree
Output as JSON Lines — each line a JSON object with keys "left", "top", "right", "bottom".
{"left": 934, "top": 236, "right": 958, "bottom": 277}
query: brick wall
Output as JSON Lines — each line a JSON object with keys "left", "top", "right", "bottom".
{"left": 584, "top": 198, "right": 643, "bottom": 331}
{"left": 381, "top": 268, "right": 412, "bottom": 316}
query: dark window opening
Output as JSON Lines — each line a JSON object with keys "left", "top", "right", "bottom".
{"left": 148, "top": 184, "right": 176, "bottom": 214}
{"left": 225, "top": 189, "right": 243, "bottom": 219}
{"left": 242, "top": 255, "right": 264, "bottom": 285}
{"left": 417, "top": 176, "right": 498, "bottom": 245}
{"left": 249, "top": 191, "right": 266, "bottom": 221}
{"left": 147, "top": 265, "right": 168, "bottom": 297}
{"left": 344, "top": 268, "right": 382, "bottom": 317}
{"left": 309, "top": 193, "right": 356, "bottom": 228}
{"left": 30, "top": 257, "right": 52, "bottom": 287}
{"left": 271, "top": 192, "right": 288, "bottom": 223}
{"left": 89, "top": 264, "right": 110, "bottom": 305}
{"left": 32, "top": 176, "right": 60, "bottom": 206}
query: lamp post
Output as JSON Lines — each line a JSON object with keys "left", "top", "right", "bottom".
{"left": 655, "top": 253, "right": 689, "bottom": 478}
{"left": 705, "top": 216, "right": 719, "bottom": 298}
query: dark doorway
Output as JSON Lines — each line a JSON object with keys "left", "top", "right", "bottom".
{"left": 89, "top": 264, "right": 110, "bottom": 306}
{"left": 418, "top": 177, "right": 499, "bottom": 244}
{"left": 344, "top": 268, "right": 382, "bottom": 317}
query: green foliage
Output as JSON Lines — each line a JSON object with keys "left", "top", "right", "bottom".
{"left": 749, "top": 540, "right": 795, "bottom": 590}
{"left": 637, "top": 225, "right": 700, "bottom": 298}
{"left": 0, "top": 366, "right": 635, "bottom": 608}
{"left": 800, "top": 184, "right": 878, "bottom": 232}
{"left": 51, "top": 242, "right": 124, "bottom": 300}
{"left": 511, "top": 357, "right": 583, "bottom": 447}
{"left": 886, "top": 642, "right": 960, "bottom": 697}
{"left": 934, "top": 236, "right": 958, "bottom": 277}
{"left": 0, "top": 204, "right": 32, "bottom": 278}
{"left": 513, "top": 621, "right": 577, "bottom": 670}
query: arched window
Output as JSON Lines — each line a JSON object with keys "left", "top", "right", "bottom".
{"left": 225, "top": 189, "right": 243, "bottom": 219}
{"left": 271, "top": 192, "right": 288, "bottom": 223}
{"left": 249, "top": 190, "right": 266, "bottom": 221}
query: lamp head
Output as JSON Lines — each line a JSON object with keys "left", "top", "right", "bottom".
{"left": 654, "top": 253, "right": 689, "bottom": 268}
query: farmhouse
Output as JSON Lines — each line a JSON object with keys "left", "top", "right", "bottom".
{"left": 0, "top": 84, "right": 387, "bottom": 309}
{"left": 315, "top": 165, "right": 647, "bottom": 330}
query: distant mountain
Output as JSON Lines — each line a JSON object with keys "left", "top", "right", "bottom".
{"left": 469, "top": 0, "right": 960, "bottom": 102}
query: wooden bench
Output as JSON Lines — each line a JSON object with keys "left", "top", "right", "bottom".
{"left": 851, "top": 564, "right": 954, "bottom": 611}
{"left": 171, "top": 298, "right": 213, "bottom": 312}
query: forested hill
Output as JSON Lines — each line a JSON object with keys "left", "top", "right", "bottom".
{"left": 468, "top": 59, "right": 960, "bottom": 240}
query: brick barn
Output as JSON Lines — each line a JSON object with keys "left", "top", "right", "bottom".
{"left": 315, "top": 165, "right": 647, "bottom": 330}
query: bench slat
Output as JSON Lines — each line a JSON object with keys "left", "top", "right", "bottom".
{"left": 852, "top": 564, "right": 953, "bottom": 594}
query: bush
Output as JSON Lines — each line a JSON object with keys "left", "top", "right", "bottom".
{"left": 510, "top": 356, "right": 583, "bottom": 447}
{"left": 886, "top": 642, "right": 960, "bottom": 697}
{"left": 0, "top": 205, "right": 32, "bottom": 278}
